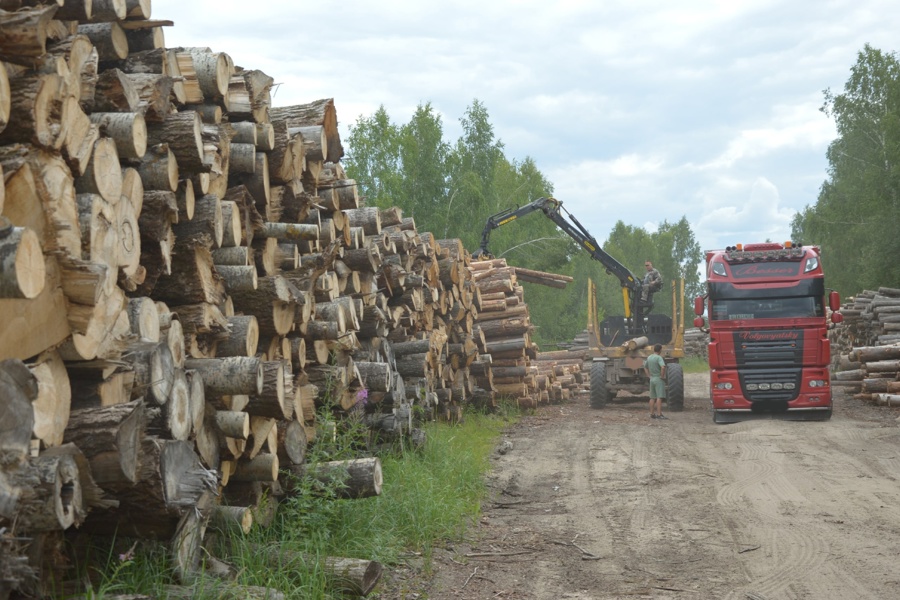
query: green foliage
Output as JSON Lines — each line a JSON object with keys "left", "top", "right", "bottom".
{"left": 792, "top": 44, "right": 900, "bottom": 296}
{"left": 81, "top": 406, "right": 511, "bottom": 600}
{"left": 343, "top": 106, "right": 404, "bottom": 207}
{"left": 344, "top": 99, "right": 705, "bottom": 346}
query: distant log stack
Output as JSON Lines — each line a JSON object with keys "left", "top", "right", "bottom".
{"left": 468, "top": 257, "right": 579, "bottom": 410}
{"left": 829, "top": 287, "right": 900, "bottom": 405}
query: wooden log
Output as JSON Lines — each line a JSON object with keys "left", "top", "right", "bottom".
{"left": 77, "top": 22, "right": 127, "bottom": 61}
{"left": 276, "top": 417, "right": 307, "bottom": 467}
{"left": 183, "top": 356, "right": 263, "bottom": 397}
{"left": 153, "top": 245, "right": 225, "bottom": 306}
{"left": 88, "top": 111, "right": 146, "bottom": 160}
{"left": 183, "top": 47, "right": 232, "bottom": 101}
{"left": 7, "top": 452, "right": 82, "bottom": 531}
{"left": 250, "top": 545, "right": 382, "bottom": 598}
{"left": 0, "top": 5, "right": 58, "bottom": 66}
{"left": 229, "top": 275, "right": 300, "bottom": 336}
{"left": 269, "top": 98, "right": 342, "bottom": 162}
{"left": 0, "top": 70, "right": 67, "bottom": 151}
{"left": 0, "top": 358, "right": 37, "bottom": 467}
{"left": 211, "top": 504, "right": 253, "bottom": 535}
{"left": 125, "top": 341, "right": 175, "bottom": 404}
{"left": 286, "top": 457, "right": 382, "bottom": 499}
{"left": 0, "top": 220, "right": 44, "bottom": 299}
{"left": 124, "top": 72, "right": 174, "bottom": 123}
{"left": 215, "top": 410, "right": 249, "bottom": 439}
{"left": 137, "top": 143, "right": 178, "bottom": 191}
{"left": 137, "top": 191, "right": 177, "bottom": 245}
{"left": 62, "top": 399, "right": 144, "bottom": 485}
{"left": 214, "top": 315, "right": 259, "bottom": 357}
{"left": 163, "top": 584, "right": 284, "bottom": 600}
{"left": 146, "top": 109, "right": 206, "bottom": 173}
{"left": 171, "top": 193, "right": 223, "bottom": 248}
{"left": 27, "top": 349, "right": 71, "bottom": 448}
{"left": 81, "top": 438, "right": 216, "bottom": 538}
{"left": 850, "top": 345, "right": 900, "bottom": 363}
{"left": 231, "top": 452, "right": 278, "bottom": 483}
{"left": 123, "top": 23, "right": 165, "bottom": 53}
{"left": 147, "top": 367, "right": 191, "bottom": 440}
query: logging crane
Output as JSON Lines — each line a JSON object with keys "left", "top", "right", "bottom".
{"left": 472, "top": 196, "right": 685, "bottom": 411}
{"left": 473, "top": 196, "right": 658, "bottom": 333}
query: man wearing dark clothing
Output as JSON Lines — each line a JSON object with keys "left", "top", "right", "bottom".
{"left": 641, "top": 261, "right": 662, "bottom": 302}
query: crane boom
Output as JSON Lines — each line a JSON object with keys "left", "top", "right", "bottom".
{"left": 472, "top": 196, "right": 655, "bottom": 331}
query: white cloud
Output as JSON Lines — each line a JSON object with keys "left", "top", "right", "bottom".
{"left": 150, "top": 0, "right": 899, "bottom": 259}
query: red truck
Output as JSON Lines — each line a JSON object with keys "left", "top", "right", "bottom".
{"left": 692, "top": 242, "right": 843, "bottom": 423}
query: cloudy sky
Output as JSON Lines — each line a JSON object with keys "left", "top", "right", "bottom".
{"left": 152, "top": 0, "right": 898, "bottom": 256}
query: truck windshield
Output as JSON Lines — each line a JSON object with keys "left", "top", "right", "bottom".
{"left": 710, "top": 296, "right": 823, "bottom": 321}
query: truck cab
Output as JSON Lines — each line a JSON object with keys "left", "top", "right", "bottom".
{"left": 693, "top": 242, "right": 842, "bottom": 423}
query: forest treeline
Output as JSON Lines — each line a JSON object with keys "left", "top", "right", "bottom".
{"left": 345, "top": 45, "right": 898, "bottom": 345}
{"left": 792, "top": 44, "right": 900, "bottom": 296}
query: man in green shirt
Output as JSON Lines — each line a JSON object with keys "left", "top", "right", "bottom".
{"left": 644, "top": 344, "right": 667, "bottom": 419}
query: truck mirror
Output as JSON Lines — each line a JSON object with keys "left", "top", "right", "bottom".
{"left": 693, "top": 316, "right": 705, "bottom": 328}
{"left": 828, "top": 290, "right": 841, "bottom": 312}
{"left": 693, "top": 297, "right": 704, "bottom": 316}
{"left": 831, "top": 312, "right": 844, "bottom": 324}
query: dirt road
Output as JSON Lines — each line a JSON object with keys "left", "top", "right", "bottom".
{"left": 381, "top": 373, "right": 900, "bottom": 600}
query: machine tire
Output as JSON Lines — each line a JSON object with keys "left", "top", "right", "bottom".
{"left": 665, "top": 363, "right": 684, "bottom": 412}
{"left": 590, "top": 362, "right": 610, "bottom": 409}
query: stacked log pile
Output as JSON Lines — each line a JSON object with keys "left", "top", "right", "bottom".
{"left": 0, "top": 3, "right": 552, "bottom": 598}
{"left": 469, "top": 257, "right": 582, "bottom": 409}
{"left": 682, "top": 328, "right": 708, "bottom": 359}
{"left": 829, "top": 287, "right": 900, "bottom": 406}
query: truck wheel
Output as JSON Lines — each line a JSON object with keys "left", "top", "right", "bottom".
{"left": 590, "top": 362, "right": 609, "bottom": 409}
{"left": 666, "top": 363, "right": 684, "bottom": 412}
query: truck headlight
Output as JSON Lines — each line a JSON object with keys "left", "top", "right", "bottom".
{"left": 804, "top": 257, "right": 819, "bottom": 273}
{"left": 715, "top": 382, "right": 733, "bottom": 390}
{"left": 809, "top": 379, "right": 827, "bottom": 388}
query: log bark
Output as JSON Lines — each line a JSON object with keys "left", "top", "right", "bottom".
{"left": 214, "top": 315, "right": 259, "bottom": 357}
{"left": 81, "top": 438, "right": 216, "bottom": 538}
{"left": 146, "top": 109, "right": 206, "bottom": 173}
{"left": 171, "top": 193, "right": 223, "bottom": 248}
{"left": 62, "top": 399, "right": 145, "bottom": 485}
{"left": 89, "top": 112, "right": 146, "bottom": 160}
{"left": 286, "top": 457, "right": 383, "bottom": 499}
{"left": 0, "top": 5, "right": 57, "bottom": 66}
{"left": 7, "top": 452, "right": 82, "bottom": 531}
{"left": 183, "top": 356, "right": 263, "bottom": 397}
{"left": 0, "top": 359, "right": 37, "bottom": 468}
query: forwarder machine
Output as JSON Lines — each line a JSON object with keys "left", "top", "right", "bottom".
{"left": 473, "top": 196, "right": 686, "bottom": 410}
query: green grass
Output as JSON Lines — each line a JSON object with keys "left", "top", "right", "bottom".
{"left": 680, "top": 356, "right": 709, "bottom": 374}
{"left": 81, "top": 408, "right": 513, "bottom": 599}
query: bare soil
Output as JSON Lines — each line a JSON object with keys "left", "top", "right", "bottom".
{"left": 374, "top": 373, "right": 900, "bottom": 600}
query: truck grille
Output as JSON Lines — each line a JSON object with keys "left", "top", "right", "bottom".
{"left": 739, "top": 369, "right": 801, "bottom": 402}
{"left": 733, "top": 330, "right": 804, "bottom": 368}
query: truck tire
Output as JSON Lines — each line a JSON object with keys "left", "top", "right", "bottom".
{"left": 590, "top": 362, "right": 609, "bottom": 409}
{"left": 665, "top": 363, "right": 684, "bottom": 412}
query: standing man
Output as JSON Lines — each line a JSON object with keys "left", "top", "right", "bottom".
{"left": 644, "top": 343, "right": 667, "bottom": 419}
{"left": 641, "top": 261, "right": 662, "bottom": 303}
